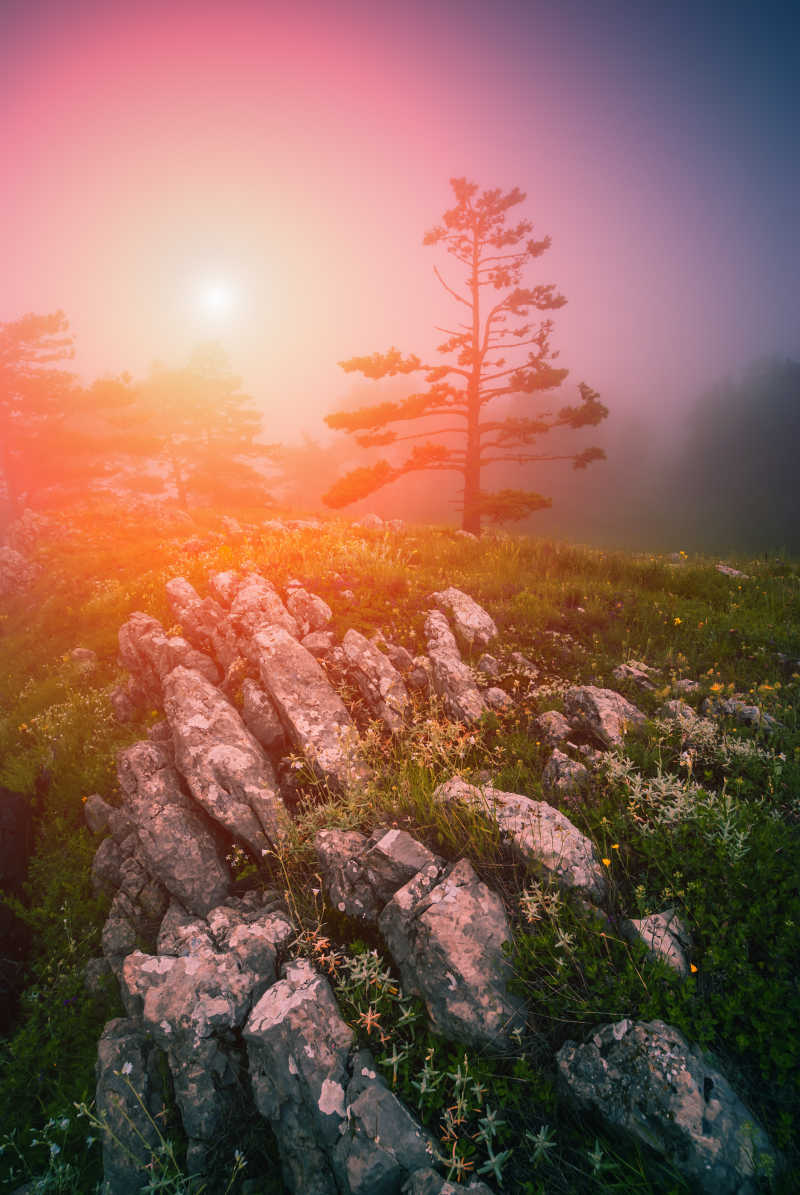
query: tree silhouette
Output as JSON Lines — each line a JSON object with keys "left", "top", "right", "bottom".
{"left": 0, "top": 311, "right": 76, "bottom": 516}
{"left": 323, "top": 178, "right": 608, "bottom": 533}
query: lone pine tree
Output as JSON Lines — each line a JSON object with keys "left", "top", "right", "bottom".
{"left": 323, "top": 178, "right": 608, "bottom": 534}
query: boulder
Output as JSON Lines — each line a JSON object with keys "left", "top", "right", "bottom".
{"left": 657, "top": 699, "right": 699, "bottom": 728}
{"left": 286, "top": 587, "right": 333, "bottom": 637}
{"left": 207, "top": 570, "right": 241, "bottom": 606}
{"left": 423, "top": 611, "right": 486, "bottom": 725}
{"left": 253, "top": 625, "right": 368, "bottom": 789}
{"left": 406, "top": 655, "right": 433, "bottom": 697}
{"left": 556, "top": 1019, "right": 779, "bottom": 1194}
{"left": 315, "top": 827, "right": 441, "bottom": 922}
{"left": 302, "top": 631, "right": 337, "bottom": 657}
{"left": 476, "top": 653, "right": 501, "bottom": 679}
{"left": 716, "top": 563, "right": 750, "bottom": 579}
{"left": 378, "top": 857, "right": 526, "bottom": 1049}
{"left": 380, "top": 641, "right": 415, "bottom": 675}
{"left": 402, "top": 1170, "right": 494, "bottom": 1195}
{"left": 163, "top": 666, "right": 290, "bottom": 855}
{"left": 563, "top": 685, "right": 647, "bottom": 749}
{"left": 674, "top": 678, "right": 701, "bottom": 695}
{"left": 116, "top": 740, "right": 231, "bottom": 917}
{"left": 118, "top": 612, "right": 220, "bottom": 702}
{"left": 341, "top": 629, "right": 410, "bottom": 733}
{"left": 700, "top": 695, "right": 780, "bottom": 733}
{"left": 241, "top": 678, "right": 288, "bottom": 755}
{"left": 164, "top": 576, "right": 239, "bottom": 669}
{"left": 433, "top": 777, "right": 607, "bottom": 903}
{"left": 484, "top": 686, "right": 513, "bottom": 712}
{"left": 613, "top": 660, "right": 656, "bottom": 691}
{"left": 84, "top": 793, "right": 113, "bottom": 835}
{"left": 619, "top": 908, "right": 693, "bottom": 978}
{"left": 534, "top": 710, "right": 572, "bottom": 745}
{"left": 541, "top": 749, "right": 590, "bottom": 804}
{"left": 245, "top": 959, "right": 354, "bottom": 1195}
{"left": 229, "top": 572, "right": 299, "bottom": 642}
{"left": 431, "top": 587, "right": 498, "bottom": 651}
{"left": 95, "top": 1018, "right": 166, "bottom": 1195}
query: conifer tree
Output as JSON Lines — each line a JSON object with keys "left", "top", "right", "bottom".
{"left": 323, "top": 178, "right": 608, "bottom": 533}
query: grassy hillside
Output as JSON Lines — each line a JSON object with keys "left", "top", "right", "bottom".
{"left": 1, "top": 505, "right": 799, "bottom": 1193}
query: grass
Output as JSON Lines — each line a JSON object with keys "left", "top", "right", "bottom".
{"left": 1, "top": 499, "right": 798, "bottom": 1192}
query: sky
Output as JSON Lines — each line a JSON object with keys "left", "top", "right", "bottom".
{"left": 2, "top": 0, "right": 798, "bottom": 441}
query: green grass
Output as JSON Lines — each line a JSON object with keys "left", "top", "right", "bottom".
{"left": 1, "top": 502, "right": 798, "bottom": 1192}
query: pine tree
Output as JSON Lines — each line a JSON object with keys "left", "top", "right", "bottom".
{"left": 323, "top": 178, "right": 608, "bottom": 533}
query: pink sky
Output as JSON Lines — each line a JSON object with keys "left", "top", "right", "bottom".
{"left": 3, "top": 0, "right": 798, "bottom": 440}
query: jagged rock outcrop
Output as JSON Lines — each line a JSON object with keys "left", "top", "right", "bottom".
{"left": 254, "top": 625, "right": 368, "bottom": 788}
{"left": 424, "top": 611, "right": 486, "bottom": 725}
{"left": 286, "top": 587, "right": 333, "bottom": 637}
{"left": 434, "top": 777, "right": 607, "bottom": 903}
{"left": 241, "top": 677, "right": 288, "bottom": 755}
{"left": 229, "top": 572, "right": 299, "bottom": 643}
{"left": 315, "top": 827, "right": 441, "bottom": 922}
{"left": 117, "top": 612, "right": 220, "bottom": 705}
{"left": 534, "top": 710, "right": 572, "bottom": 745}
{"left": 619, "top": 908, "right": 693, "bottom": 977}
{"left": 379, "top": 857, "right": 525, "bottom": 1049}
{"left": 431, "top": 587, "right": 498, "bottom": 651}
{"left": 341, "top": 629, "right": 410, "bottom": 733}
{"left": 541, "top": 748, "right": 590, "bottom": 804}
{"left": 700, "top": 694, "right": 780, "bottom": 733}
{"left": 116, "top": 740, "right": 231, "bottom": 916}
{"left": 556, "top": 1019, "right": 780, "bottom": 1194}
{"left": 613, "top": 659, "right": 656, "bottom": 691}
{"left": 163, "top": 665, "right": 289, "bottom": 855}
{"left": 164, "top": 576, "right": 239, "bottom": 669}
{"left": 95, "top": 1018, "right": 166, "bottom": 1195}
{"left": 563, "top": 685, "right": 647, "bottom": 749}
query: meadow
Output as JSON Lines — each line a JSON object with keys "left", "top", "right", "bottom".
{"left": 1, "top": 504, "right": 798, "bottom": 1193}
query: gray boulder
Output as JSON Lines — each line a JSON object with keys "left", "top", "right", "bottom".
{"left": 117, "top": 740, "right": 231, "bottom": 916}
{"left": 700, "top": 695, "right": 780, "bottom": 733}
{"left": 674, "top": 678, "right": 701, "bottom": 695}
{"left": 342, "top": 629, "right": 410, "bottom": 733}
{"left": 619, "top": 908, "right": 693, "bottom": 978}
{"left": 253, "top": 625, "right": 368, "bottom": 789}
{"left": 556, "top": 1018, "right": 779, "bottom": 1194}
{"left": 241, "top": 678, "right": 288, "bottom": 755}
{"left": 302, "top": 630, "right": 337, "bottom": 657}
{"left": 118, "top": 612, "right": 220, "bottom": 701}
{"left": 84, "top": 793, "right": 113, "bottom": 835}
{"left": 424, "top": 611, "right": 486, "bottom": 725}
{"left": 563, "top": 685, "right": 647, "bottom": 749}
{"left": 613, "top": 660, "right": 656, "bottom": 691}
{"left": 484, "top": 686, "right": 513, "bottom": 712}
{"left": 315, "top": 827, "right": 441, "bottom": 922}
{"left": 402, "top": 1171, "right": 494, "bottom": 1195}
{"left": 379, "top": 857, "right": 525, "bottom": 1049}
{"left": 163, "top": 665, "right": 290, "bottom": 856}
{"left": 286, "top": 587, "right": 333, "bottom": 637}
{"left": 207, "top": 570, "right": 241, "bottom": 606}
{"left": 541, "top": 748, "right": 590, "bottom": 804}
{"left": 164, "top": 576, "right": 239, "bottom": 669}
{"left": 534, "top": 710, "right": 572, "bottom": 745}
{"left": 434, "top": 777, "right": 607, "bottom": 903}
{"left": 95, "top": 1018, "right": 166, "bottom": 1195}
{"left": 245, "top": 959, "right": 354, "bottom": 1195}
{"left": 658, "top": 699, "right": 698, "bottom": 727}
{"left": 431, "top": 587, "right": 498, "bottom": 651}
{"left": 229, "top": 572, "right": 299, "bottom": 643}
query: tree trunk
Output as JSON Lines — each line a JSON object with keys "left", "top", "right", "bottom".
{"left": 462, "top": 219, "right": 482, "bottom": 535}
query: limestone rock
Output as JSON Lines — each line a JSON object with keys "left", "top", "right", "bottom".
{"left": 563, "top": 685, "right": 647, "bottom": 749}
{"left": 534, "top": 710, "right": 572, "bottom": 745}
{"left": 302, "top": 630, "right": 337, "bottom": 657}
{"left": 484, "top": 686, "right": 513, "bottom": 712}
{"left": 286, "top": 587, "right": 333, "bottom": 637}
{"left": 165, "top": 576, "right": 239, "bottom": 669}
{"left": 556, "top": 1018, "right": 779, "bottom": 1194}
{"left": 613, "top": 660, "right": 656, "bottom": 691}
{"left": 657, "top": 699, "right": 698, "bottom": 727}
{"left": 619, "top": 908, "right": 693, "bottom": 977}
{"left": 406, "top": 655, "right": 433, "bottom": 696}
{"left": 117, "top": 740, "right": 230, "bottom": 917}
{"left": 229, "top": 572, "right": 299, "bottom": 642}
{"left": 342, "top": 628, "right": 410, "bottom": 733}
{"left": 118, "top": 612, "right": 220, "bottom": 702}
{"left": 254, "top": 625, "right": 367, "bottom": 789}
{"left": 379, "top": 857, "right": 525, "bottom": 1049}
{"left": 316, "top": 827, "right": 441, "bottom": 923}
{"left": 207, "top": 570, "right": 241, "bottom": 606}
{"left": 245, "top": 959, "right": 354, "bottom": 1195}
{"left": 541, "top": 748, "right": 590, "bottom": 804}
{"left": 163, "top": 666, "right": 289, "bottom": 855}
{"left": 431, "top": 587, "right": 498, "bottom": 651}
{"left": 475, "top": 653, "right": 500, "bottom": 680}
{"left": 700, "top": 695, "right": 780, "bottom": 733}
{"left": 95, "top": 1018, "right": 166, "bottom": 1195}
{"left": 716, "top": 563, "right": 750, "bottom": 579}
{"left": 241, "top": 678, "right": 288, "bottom": 755}
{"left": 84, "top": 793, "right": 113, "bottom": 835}
{"left": 674, "top": 678, "right": 701, "bottom": 695}
{"left": 424, "top": 611, "right": 486, "bottom": 725}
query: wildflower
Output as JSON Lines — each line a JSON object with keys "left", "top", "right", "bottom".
{"left": 673, "top": 617, "right": 682, "bottom": 626}
{"left": 710, "top": 682, "right": 724, "bottom": 693}
{"left": 357, "top": 1005, "right": 383, "bottom": 1036}
{"left": 602, "top": 857, "right": 611, "bottom": 866}
{"left": 121, "top": 1061, "right": 133, "bottom": 1075}
{"left": 611, "top": 843, "right": 619, "bottom": 850}
{"left": 690, "top": 963, "right": 698, "bottom": 974}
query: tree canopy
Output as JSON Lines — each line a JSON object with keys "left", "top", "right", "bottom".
{"left": 323, "top": 178, "right": 608, "bottom": 532}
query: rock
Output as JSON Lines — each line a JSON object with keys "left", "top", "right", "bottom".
{"left": 287, "top": 588, "right": 333, "bottom": 637}
{"left": 91, "top": 836, "right": 123, "bottom": 895}
{"left": 356, "top": 513, "right": 384, "bottom": 529}
{"left": 70, "top": 646, "right": 98, "bottom": 668}
{"left": 406, "top": 655, "right": 433, "bottom": 697}
{"left": 241, "top": 678, "right": 288, "bottom": 755}
{"left": 716, "top": 563, "right": 750, "bottom": 579}
{"left": 534, "top": 710, "right": 572, "bottom": 745}
{"left": 433, "top": 778, "right": 607, "bottom": 903}
{"left": 431, "top": 587, "right": 498, "bottom": 651}
{"left": 619, "top": 908, "right": 693, "bottom": 977}
{"left": 302, "top": 631, "right": 337, "bottom": 657}
{"left": 381, "top": 642, "right": 414, "bottom": 674}
{"left": 673, "top": 678, "right": 701, "bottom": 695}
{"left": 84, "top": 956, "right": 113, "bottom": 997}
{"left": 163, "top": 666, "right": 290, "bottom": 856}
{"left": 253, "top": 625, "right": 367, "bottom": 789}
{"left": 424, "top": 611, "right": 486, "bottom": 725}
{"left": 332, "top": 1049, "right": 435, "bottom": 1194}
{"left": 556, "top": 1018, "right": 779, "bottom": 1194}
{"left": 207, "top": 570, "right": 241, "bottom": 606}
{"left": 118, "top": 612, "right": 220, "bottom": 702}
{"left": 542, "top": 749, "right": 590, "bottom": 803}
{"left": 476, "top": 653, "right": 501, "bottom": 679}
{"left": 109, "top": 680, "right": 143, "bottom": 723}
{"left": 95, "top": 1017, "right": 166, "bottom": 1195}
{"left": 244, "top": 959, "right": 354, "bottom": 1195}
{"left": 508, "top": 651, "right": 539, "bottom": 681}
{"left": 165, "top": 576, "right": 239, "bottom": 670}
{"left": 84, "top": 794, "right": 113, "bottom": 835}
{"left": 484, "top": 686, "right": 513, "bottom": 712}
{"left": 700, "top": 695, "right": 780, "bottom": 733}
{"left": 379, "top": 857, "right": 525, "bottom": 1049}
{"left": 402, "top": 1170, "right": 494, "bottom": 1195}
{"left": 0, "top": 546, "right": 38, "bottom": 596}
{"left": 315, "top": 827, "right": 441, "bottom": 923}
{"left": 117, "top": 740, "right": 231, "bottom": 917}
{"left": 342, "top": 629, "right": 410, "bottom": 733}
{"left": 563, "top": 685, "right": 647, "bottom": 749}
{"left": 262, "top": 519, "right": 290, "bottom": 535}
{"left": 657, "top": 699, "right": 698, "bottom": 727}
{"left": 229, "top": 572, "right": 299, "bottom": 643}
{"left": 455, "top": 529, "right": 478, "bottom": 541}
{"left": 613, "top": 660, "right": 656, "bottom": 691}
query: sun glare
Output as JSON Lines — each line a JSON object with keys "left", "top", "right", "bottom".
{"left": 198, "top": 280, "right": 236, "bottom": 318}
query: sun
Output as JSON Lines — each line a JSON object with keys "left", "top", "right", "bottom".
{"left": 197, "top": 279, "right": 237, "bottom": 318}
